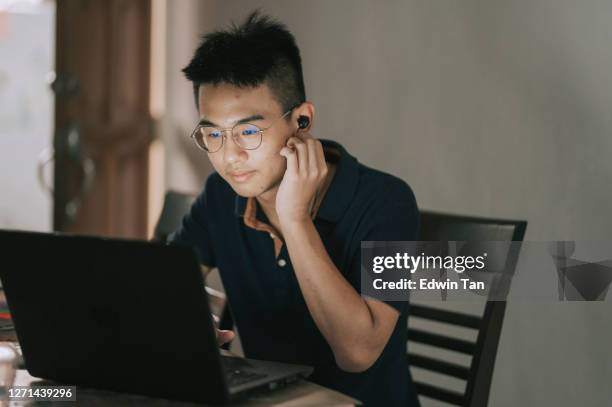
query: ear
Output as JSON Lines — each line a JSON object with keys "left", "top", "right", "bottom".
{"left": 292, "top": 101, "right": 315, "bottom": 132}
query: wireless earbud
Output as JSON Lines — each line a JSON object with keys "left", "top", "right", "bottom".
{"left": 297, "top": 116, "right": 310, "bottom": 129}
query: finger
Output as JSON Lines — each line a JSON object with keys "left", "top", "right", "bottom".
{"left": 306, "top": 139, "right": 320, "bottom": 176}
{"left": 216, "top": 329, "right": 235, "bottom": 346}
{"left": 314, "top": 140, "right": 327, "bottom": 174}
{"left": 297, "top": 129, "right": 314, "bottom": 141}
{"left": 288, "top": 137, "right": 308, "bottom": 176}
{"left": 280, "top": 142, "right": 298, "bottom": 175}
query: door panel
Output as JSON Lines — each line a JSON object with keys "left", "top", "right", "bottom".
{"left": 54, "top": 0, "right": 152, "bottom": 238}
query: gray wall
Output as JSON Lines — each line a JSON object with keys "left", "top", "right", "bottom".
{"left": 164, "top": 1, "right": 612, "bottom": 405}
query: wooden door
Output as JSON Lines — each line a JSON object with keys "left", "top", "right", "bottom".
{"left": 53, "top": 0, "right": 152, "bottom": 238}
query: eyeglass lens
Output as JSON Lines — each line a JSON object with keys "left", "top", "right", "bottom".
{"left": 194, "top": 123, "right": 262, "bottom": 152}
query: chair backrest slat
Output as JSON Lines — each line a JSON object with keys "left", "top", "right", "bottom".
{"left": 410, "top": 304, "right": 481, "bottom": 329}
{"left": 414, "top": 381, "right": 465, "bottom": 406}
{"left": 408, "top": 353, "right": 470, "bottom": 380}
{"left": 408, "top": 328, "right": 476, "bottom": 354}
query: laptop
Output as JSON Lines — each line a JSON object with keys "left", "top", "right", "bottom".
{"left": 0, "top": 229, "right": 313, "bottom": 404}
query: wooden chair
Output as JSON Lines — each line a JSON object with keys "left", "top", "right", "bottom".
{"left": 153, "top": 191, "right": 197, "bottom": 243}
{"left": 408, "top": 211, "right": 527, "bottom": 406}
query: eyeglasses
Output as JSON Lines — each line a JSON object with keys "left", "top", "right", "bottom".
{"left": 190, "top": 109, "right": 294, "bottom": 153}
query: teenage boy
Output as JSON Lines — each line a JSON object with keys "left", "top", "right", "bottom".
{"left": 171, "top": 12, "right": 420, "bottom": 407}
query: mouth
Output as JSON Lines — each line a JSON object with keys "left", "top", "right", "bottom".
{"left": 228, "top": 170, "right": 256, "bottom": 183}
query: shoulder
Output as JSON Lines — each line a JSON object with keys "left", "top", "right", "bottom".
{"left": 351, "top": 163, "right": 420, "bottom": 240}
{"left": 356, "top": 163, "right": 418, "bottom": 210}
{"left": 323, "top": 139, "right": 417, "bottom": 218}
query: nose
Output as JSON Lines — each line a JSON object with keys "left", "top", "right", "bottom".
{"left": 222, "top": 131, "right": 247, "bottom": 164}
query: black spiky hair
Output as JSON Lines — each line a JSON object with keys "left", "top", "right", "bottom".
{"left": 182, "top": 10, "right": 306, "bottom": 113}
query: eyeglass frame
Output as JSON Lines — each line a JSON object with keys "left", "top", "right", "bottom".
{"left": 190, "top": 107, "right": 297, "bottom": 153}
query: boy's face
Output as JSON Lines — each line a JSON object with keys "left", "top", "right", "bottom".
{"left": 197, "top": 82, "right": 293, "bottom": 198}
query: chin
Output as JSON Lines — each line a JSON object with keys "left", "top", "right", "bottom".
{"left": 232, "top": 180, "right": 280, "bottom": 199}
{"left": 221, "top": 170, "right": 282, "bottom": 198}
{"left": 227, "top": 180, "right": 263, "bottom": 198}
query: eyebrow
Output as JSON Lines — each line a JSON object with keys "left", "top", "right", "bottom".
{"left": 198, "top": 114, "right": 265, "bottom": 127}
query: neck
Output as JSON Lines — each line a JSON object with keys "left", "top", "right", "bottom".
{"left": 255, "top": 184, "right": 279, "bottom": 217}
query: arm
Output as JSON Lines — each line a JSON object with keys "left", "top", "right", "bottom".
{"left": 282, "top": 219, "right": 399, "bottom": 372}
{"left": 166, "top": 182, "right": 233, "bottom": 346}
{"left": 276, "top": 136, "right": 401, "bottom": 372}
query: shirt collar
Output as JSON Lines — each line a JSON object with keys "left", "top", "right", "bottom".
{"left": 234, "top": 139, "right": 359, "bottom": 224}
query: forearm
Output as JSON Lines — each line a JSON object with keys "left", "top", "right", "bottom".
{"left": 281, "top": 219, "right": 382, "bottom": 370}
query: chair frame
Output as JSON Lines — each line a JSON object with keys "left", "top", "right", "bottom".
{"left": 409, "top": 211, "right": 527, "bottom": 407}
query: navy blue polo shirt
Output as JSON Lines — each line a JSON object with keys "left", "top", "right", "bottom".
{"left": 170, "top": 139, "right": 420, "bottom": 407}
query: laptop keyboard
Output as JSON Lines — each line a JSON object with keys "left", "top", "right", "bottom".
{"left": 222, "top": 356, "right": 268, "bottom": 387}
{"left": 225, "top": 369, "right": 268, "bottom": 387}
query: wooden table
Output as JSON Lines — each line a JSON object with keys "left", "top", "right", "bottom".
{"left": 5, "top": 369, "right": 359, "bottom": 406}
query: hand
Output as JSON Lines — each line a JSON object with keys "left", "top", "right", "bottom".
{"left": 212, "top": 314, "right": 235, "bottom": 347}
{"left": 276, "top": 132, "right": 328, "bottom": 225}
